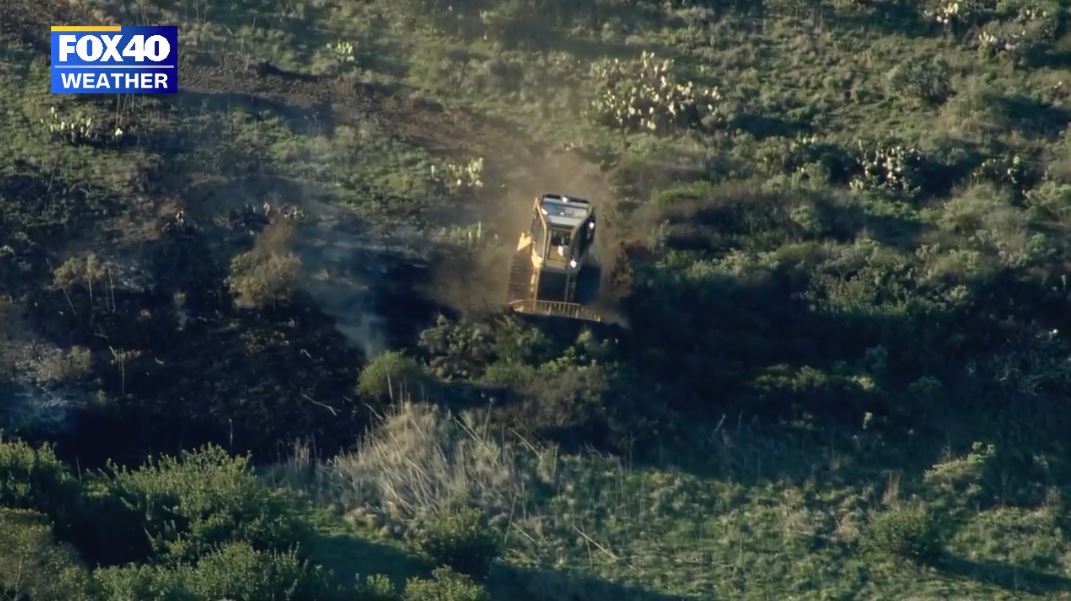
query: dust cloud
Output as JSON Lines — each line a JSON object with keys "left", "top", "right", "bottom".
{"left": 423, "top": 147, "right": 631, "bottom": 322}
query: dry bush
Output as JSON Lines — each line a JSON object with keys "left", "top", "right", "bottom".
{"left": 52, "top": 254, "right": 112, "bottom": 312}
{"left": 322, "top": 402, "right": 551, "bottom": 524}
{"left": 35, "top": 346, "right": 93, "bottom": 385}
{"left": 227, "top": 221, "right": 302, "bottom": 310}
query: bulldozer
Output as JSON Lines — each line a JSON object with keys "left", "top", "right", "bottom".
{"left": 506, "top": 194, "right": 601, "bottom": 322}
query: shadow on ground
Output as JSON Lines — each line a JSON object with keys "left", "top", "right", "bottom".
{"left": 309, "top": 529, "right": 696, "bottom": 601}
{"left": 491, "top": 564, "right": 697, "bottom": 601}
{"left": 939, "top": 555, "right": 1071, "bottom": 596}
{"left": 490, "top": 565, "right": 694, "bottom": 595}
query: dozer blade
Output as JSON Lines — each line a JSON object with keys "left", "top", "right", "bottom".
{"left": 506, "top": 249, "right": 602, "bottom": 322}
{"left": 508, "top": 298, "right": 602, "bottom": 322}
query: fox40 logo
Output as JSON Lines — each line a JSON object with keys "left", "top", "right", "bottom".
{"left": 51, "top": 26, "right": 177, "bottom": 94}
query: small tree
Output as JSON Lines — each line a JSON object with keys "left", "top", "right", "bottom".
{"left": 227, "top": 221, "right": 302, "bottom": 310}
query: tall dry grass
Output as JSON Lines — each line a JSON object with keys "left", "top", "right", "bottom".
{"left": 273, "top": 402, "right": 559, "bottom": 528}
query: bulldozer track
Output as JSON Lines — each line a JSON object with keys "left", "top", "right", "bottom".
{"left": 507, "top": 250, "right": 533, "bottom": 304}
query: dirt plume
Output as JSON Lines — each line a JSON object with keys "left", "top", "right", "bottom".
{"left": 425, "top": 147, "right": 632, "bottom": 320}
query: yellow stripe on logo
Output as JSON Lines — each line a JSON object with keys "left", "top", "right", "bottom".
{"left": 51, "top": 25, "right": 122, "bottom": 32}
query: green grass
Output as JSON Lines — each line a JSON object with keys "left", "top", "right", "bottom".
{"left": 0, "top": 52, "right": 157, "bottom": 195}
{"left": 302, "top": 437, "right": 1071, "bottom": 600}
{"left": 288, "top": 401, "right": 1071, "bottom": 600}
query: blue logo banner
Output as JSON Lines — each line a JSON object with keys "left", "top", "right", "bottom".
{"left": 50, "top": 25, "right": 178, "bottom": 94}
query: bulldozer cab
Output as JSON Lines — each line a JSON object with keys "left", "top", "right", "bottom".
{"left": 528, "top": 194, "right": 596, "bottom": 271}
{"left": 508, "top": 194, "right": 601, "bottom": 322}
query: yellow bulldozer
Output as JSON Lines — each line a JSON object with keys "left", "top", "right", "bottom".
{"left": 506, "top": 194, "right": 601, "bottom": 322}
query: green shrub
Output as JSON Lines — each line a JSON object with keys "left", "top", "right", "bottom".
{"left": 1024, "top": 180, "right": 1071, "bottom": 222}
{"left": 0, "top": 508, "right": 92, "bottom": 601}
{"left": 358, "top": 351, "right": 428, "bottom": 400}
{"left": 102, "top": 445, "right": 309, "bottom": 562}
{"left": 936, "top": 183, "right": 1052, "bottom": 268}
{"left": 972, "top": 154, "right": 1034, "bottom": 190}
{"left": 0, "top": 439, "right": 82, "bottom": 531}
{"left": 750, "top": 364, "right": 877, "bottom": 417}
{"left": 418, "top": 316, "right": 553, "bottom": 381}
{"left": 358, "top": 574, "right": 403, "bottom": 601}
{"left": 937, "top": 80, "right": 1010, "bottom": 141}
{"left": 653, "top": 180, "right": 720, "bottom": 207}
{"left": 886, "top": 58, "right": 952, "bottom": 105}
{"left": 413, "top": 509, "right": 501, "bottom": 579}
{"left": 182, "top": 542, "right": 313, "bottom": 601}
{"left": 977, "top": 4, "right": 1060, "bottom": 65}
{"left": 1049, "top": 127, "right": 1071, "bottom": 182}
{"left": 94, "top": 542, "right": 324, "bottom": 601}
{"left": 935, "top": 183, "right": 1013, "bottom": 234}
{"left": 752, "top": 136, "right": 853, "bottom": 183}
{"left": 480, "top": 361, "right": 538, "bottom": 387}
{"left": 923, "top": 442, "right": 998, "bottom": 502}
{"left": 477, "top": 1, "right": 548, "bottom": 48}
{"left": 865, "top": 502, "right": 943, "bottom": 563}
{"left": 403, "top": 567, "right": 491, "bottom": 601}
{"left": 93, "top": 564, "right": 189, "bottom": 601}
